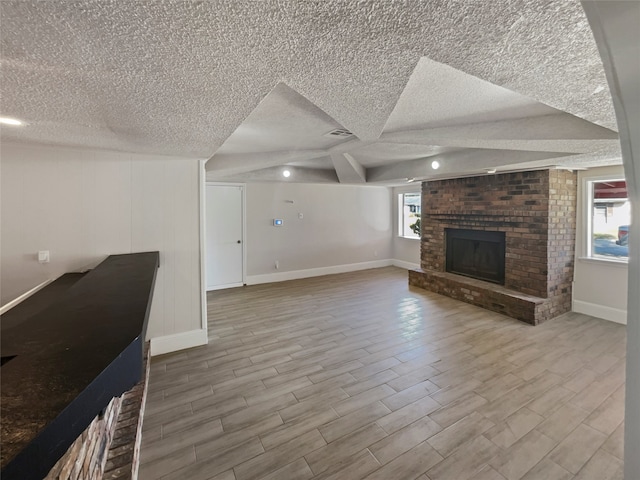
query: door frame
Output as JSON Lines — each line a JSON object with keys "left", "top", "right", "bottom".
{"left": 204, "top": 181, "right": 247, "bottom": 291}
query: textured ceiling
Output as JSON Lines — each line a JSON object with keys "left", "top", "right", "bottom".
{"left": 207, "top": 59, "right": 619, "bottom": 184}
{"left": 0, "top": 0, "right": 621, "bottom": 183}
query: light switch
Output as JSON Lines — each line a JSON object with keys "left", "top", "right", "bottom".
{"left": 38, "top": 250, "right": 50, "bottom": 264}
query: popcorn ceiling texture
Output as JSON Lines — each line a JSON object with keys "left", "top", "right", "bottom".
{"left": 0, "top": 0, "right": 616, "bottom": 161}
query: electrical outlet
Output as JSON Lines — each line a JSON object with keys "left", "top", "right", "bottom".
{"left": 38, "top": 251, "right": 50, "bottom": 264}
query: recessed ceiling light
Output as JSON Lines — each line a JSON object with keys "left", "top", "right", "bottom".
{"left": 0, "top": 116, "right": 25, "bottom": 126}
{"left": 486, "top": 168, "right": 497, "bottom": 174}
{"left": 282, "top": 169, "right": 291, "bottom": 178}
{"left": 406, "top": 177, "right": 415, "bottom": 183}
{"left": 431, "top": 160, "right": 440, "bottom": 170}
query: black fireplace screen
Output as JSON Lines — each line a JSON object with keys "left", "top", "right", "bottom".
{"left": 445, "top": 229, "right": 506, "bottom": 284}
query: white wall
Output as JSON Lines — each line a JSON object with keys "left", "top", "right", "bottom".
{"left": 0, "top": 142, "right": 204, "bottom": 353}
{"left": 572, "top": 165, "right": 628, "bottom": 324}
{"left": 244, "top": 182, "right": 393, "bottom": 282}
{"left": 392, "top": 185, "right": 421, "bottom": 269}
{"left": 581, "top": 3, "right": 640, "bottom": 476}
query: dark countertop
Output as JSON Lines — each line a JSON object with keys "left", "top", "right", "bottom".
{"left": 1, "top": 252, "right": 159, "bottom": 479}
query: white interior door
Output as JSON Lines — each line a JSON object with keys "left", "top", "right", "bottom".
{"left": 206, "top": 184, "right": 244, "bottom": 290}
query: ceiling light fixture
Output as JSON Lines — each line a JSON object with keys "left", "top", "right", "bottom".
{"left": 406, "top": 177, "right": 415, "bottom": 183}
{"left": 0, "top": 116, "right": 25, "bottom": 126}
{"left": 431, "top": 160, "right": 440, "bottom": 170}
{"left": 486, "top": 168, "right": 497, "bottom": 174}
{"left": 282, "top": 169, "right": 291, "bottom": 178}
{"left": 592, "top": 85, "right": 605, "bottom": 95}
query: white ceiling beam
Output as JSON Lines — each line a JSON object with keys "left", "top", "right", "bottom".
{"left": 380, "top": 137, "right": 620, "bottom": 154}
{"left": 366, "top": 148, "right": 578, "bottom": 183}
{"left": 381, "top": 113, "right": 618, "bottom": 144}
{"left": 330, "top": 152, "right": 366, "bottom": 183}
{"left": 205, "top": 149, "right": 327, "bottom": 176}
{"left": 207, "top": 165, "right": 338, "bottom": 183}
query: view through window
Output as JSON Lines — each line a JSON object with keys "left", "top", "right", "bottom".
{"left": 399, "top": 193, "right": 421, "bottom": 238}
{"left": 590, "top": 179, "right": 630, "bottom": 260}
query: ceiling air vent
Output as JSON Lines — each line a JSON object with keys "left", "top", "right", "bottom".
{"left": 324, "top": 128, "right": 353, "bottom": 138}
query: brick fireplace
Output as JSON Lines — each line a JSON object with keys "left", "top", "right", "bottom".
{"left": 409, "top": 169, "right": 577, "bottom": 325}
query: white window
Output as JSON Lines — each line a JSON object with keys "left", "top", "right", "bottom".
{"left": 398, "top": 192, "right": 421, "bottom": 238}
{"left": 587, "top": 178, "right": 630, "bottom": 261}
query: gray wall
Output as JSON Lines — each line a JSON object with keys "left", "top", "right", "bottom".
{"left": 0, "top": 142, "right": 203, "bottom": 343}
{"left": 245, "top": 182, "right": 393, "bottom": 280}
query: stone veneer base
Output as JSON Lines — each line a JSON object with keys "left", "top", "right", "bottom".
{"left": 409, "top": 268, "right": 550, "bottom": 325}
{"left": 103, "top": 342, "right": 150, "bottom": 480}
{"left": 45, "top": 343, "right": 150, "bottom": 480}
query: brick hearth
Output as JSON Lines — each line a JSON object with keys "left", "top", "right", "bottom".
{"left": 409, "top": 169, "right": 577, "bottom": 325}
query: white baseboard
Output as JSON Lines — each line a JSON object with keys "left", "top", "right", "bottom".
{"left": 392, "top": 260, "right": 420, "bottom": 270}
{"left": 207, "top": 282, "right": 244, "bottom": 291}
{"left": 573, "top": 299, "right": 627, "bottom": 325}
{"left": 246, "top": 259, "right": 394, "bottom": 285}
{"left": 150, "top": 328, "right": 208, "bottom": 356}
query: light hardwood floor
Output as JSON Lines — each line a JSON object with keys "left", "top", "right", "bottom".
{"left": 140, "top": 267, "right": 625, "bottom": 480}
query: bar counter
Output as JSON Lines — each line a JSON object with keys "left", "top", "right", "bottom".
{"left": 1, "top": 252, "right": 159, "bottom": 479}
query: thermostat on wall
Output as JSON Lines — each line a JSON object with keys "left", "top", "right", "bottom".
{"left": 273, "top": 219, "right": 283, "bottom": 226}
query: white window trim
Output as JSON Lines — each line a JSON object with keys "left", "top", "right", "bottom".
{"left": 577, "top": 256, "right": 629, "bottom": 268}
{"left": 398, "top": 192, "right": 421, "bottom": 240}
{"left": 582, "top": 173, "right": 629, "bottom": 264}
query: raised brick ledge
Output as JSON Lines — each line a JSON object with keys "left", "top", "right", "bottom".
{"left": 409, "top": 268, "right": 546, "bottom": 325}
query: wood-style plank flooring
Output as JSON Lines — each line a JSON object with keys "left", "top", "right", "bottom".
{"left": 140, "top": 267, "right": 626, "bottom": 480}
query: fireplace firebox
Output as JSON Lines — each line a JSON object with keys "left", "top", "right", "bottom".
{"left": 445, "top": 229, "right": 505, "bottom": 284}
